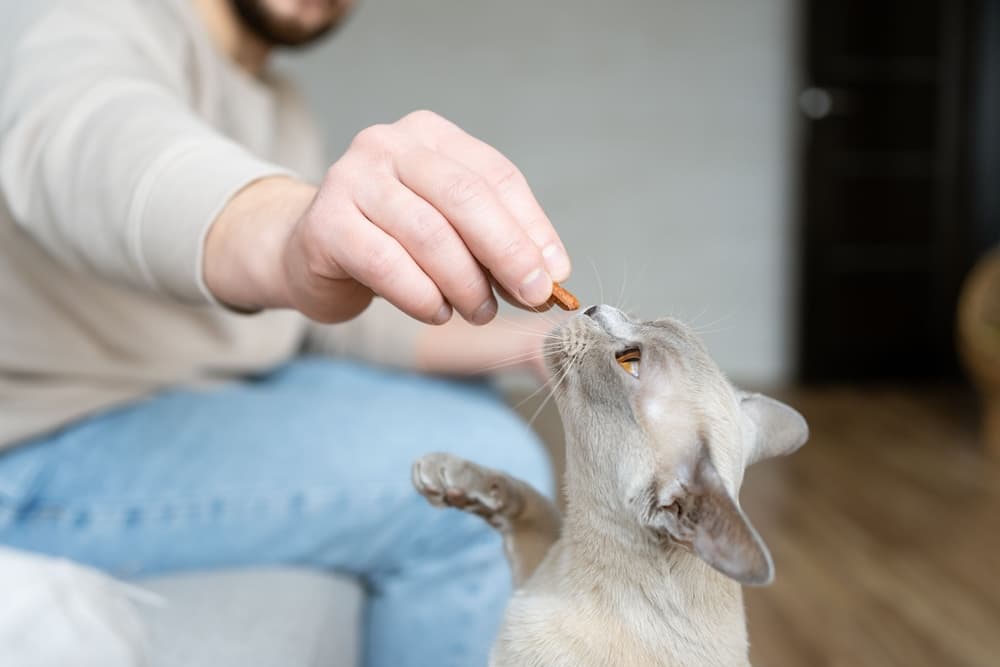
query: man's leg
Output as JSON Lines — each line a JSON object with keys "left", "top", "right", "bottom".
{"left": 0, "top": 358, "right": 554, "bottom": 667}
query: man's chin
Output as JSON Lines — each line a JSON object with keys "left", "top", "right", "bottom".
{"left": 230, "top": 0, "right": 353, "bottom": 49}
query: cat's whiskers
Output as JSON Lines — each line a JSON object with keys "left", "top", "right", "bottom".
{"left": 472, "top": 345, "right": 559, "bottom": 374}
{"left": 490, "top": 313, "right": 561, "bottom": 338}
{"left": 691, "top": 310, "right": 736, "bottom": 335}
{"left": 613, "top": 259, "right": 647, "bottom": 316}
{"left": 509, "top": 367, "right": 564, "bottom": 412}
{"left": 692, "top": 328, "right": 733, "bottom": 338}
{"left": 589, "top": 257, "right": 606, "bottom": 306}
{"left": 526, "top": 354, "right": 577, "bottom": 427}
{"left": 614, "top": 259, "right": 628, "bottom": 311}
{"left": 525, "top": 307, "right": 562, "bottom": 330}
{"left": 489, "top": 325, "right": 561, "bottom": 341}
{"left": 687, "top": 304, "right": 711, "bottom": 330}
{"left": 479, "top": 342, "right": 557, "bottom": 363}
{"left": 489, "top": 327, "right": 561, "bottom": 341}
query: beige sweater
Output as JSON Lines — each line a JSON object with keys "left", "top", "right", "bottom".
{"left": 0, "top": 0, "right": 422, "bottom": 449}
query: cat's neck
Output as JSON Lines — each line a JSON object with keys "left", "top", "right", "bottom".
{"left": 561, "top": 494, "right": 745, "bottom": 616}
{"left": 559, "top": 435, "right": 749, "bottom": 659}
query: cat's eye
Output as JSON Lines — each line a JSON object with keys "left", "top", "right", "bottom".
{"left": 616, "top": 348, "right": 641, "bottom": 378}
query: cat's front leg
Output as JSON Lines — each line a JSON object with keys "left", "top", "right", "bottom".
{"left": 412, "top": 452, "right": 561, "bottom": 587}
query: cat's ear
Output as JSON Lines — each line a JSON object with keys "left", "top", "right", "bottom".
{"left": 644, "top": 452, "right": 773, "bottom": 586}
{"left": 739, "top": 393, "right": 809, "bottom": 466}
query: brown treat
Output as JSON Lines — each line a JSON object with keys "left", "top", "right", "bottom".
{"left": 548, "top": 283, "right": 580, "bottom": 311}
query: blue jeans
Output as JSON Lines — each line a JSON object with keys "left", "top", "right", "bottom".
{"left": 0, "top": 358, "right": 552, "bottom": 667}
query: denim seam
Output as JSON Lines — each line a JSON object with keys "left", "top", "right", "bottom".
{"left": 13, "top": 482, "right": 406, "bottom": 529}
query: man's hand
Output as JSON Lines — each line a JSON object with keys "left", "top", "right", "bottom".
{"left": 205, "top": 110, "right": 571, "bottom": 325}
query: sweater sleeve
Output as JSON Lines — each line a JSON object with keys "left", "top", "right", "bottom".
{"left": 303, "top": 298, "right": 428, "bottom": 369}
{"left": 0, "top": 4, "right": 292, "bottom": 303}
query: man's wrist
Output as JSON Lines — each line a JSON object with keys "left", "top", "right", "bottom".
{"left": 203, "top": 176, "right": 316, "bottom": 311}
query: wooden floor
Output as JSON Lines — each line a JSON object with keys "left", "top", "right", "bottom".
{"left": 518, "top": 387, "right": 1000, "bottom": 667}
{"left": 743, "top": 388, "right": 1000, "bottom": 667}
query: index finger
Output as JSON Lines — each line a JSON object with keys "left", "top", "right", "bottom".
{"left": 395, "top": 146, "right": 554, "bottom": 307}
{"left": 442, "top": 139, "right": 571, "bottom": 282}
{"left": 397, "top": 111, "right": 571, "bottom": 282}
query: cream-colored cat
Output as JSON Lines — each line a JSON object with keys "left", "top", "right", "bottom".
{"left": 413, "top": 305, "right": 807, "bottom": 666}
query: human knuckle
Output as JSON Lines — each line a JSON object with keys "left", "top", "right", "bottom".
{"left": 413, "top": 214, "right": 453, "bottom": 252}
{"left": 405, "top": 203, "right": 441, "bottom": 234}
{"left": 351, "top": 124, "right": 392, "bottom": 151}
{"left": 492, "top": 164, "right": 525, "bottom": 192}
{"left": 463, "top": 272, "right": 490, "bottom": 296}
{"left": 326, "top": 155, "right": 371, "bottom": 192}
{"left": 364, "top": 244, "right": 400, "bottom": 284}
{"left": 529, "top": 224, "right": 560, "bottom": 249}
{"left": 499, "top": 235, "right": 529, "bottom": 261}
{"left": 443, "top": 175, "right": 489, "bottom": 209}
{"left": 402, "top": 109, "right": 442, "bottom": 127}
{"left": 323, "top": 161, "right": 347, "bottom": 185}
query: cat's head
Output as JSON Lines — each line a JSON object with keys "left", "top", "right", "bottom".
{"left": 546, "top": 305, "right": 808, "bottom": 586}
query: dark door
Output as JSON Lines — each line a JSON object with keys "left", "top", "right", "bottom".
{"left": 798, "top": 0, "right": 973, "bottom": 381}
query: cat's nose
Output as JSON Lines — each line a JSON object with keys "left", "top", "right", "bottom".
{"left": 584, "top": 305, "right": 598, "bottom": 317}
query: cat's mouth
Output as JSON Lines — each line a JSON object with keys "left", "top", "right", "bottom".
{"left": 544, "top": 305, "right": 630, "bottom": 378}
{"left": 544, "top": 311, "right": 593, "bottom": 378}
{"left": 582, "top": 304, "right": 633, "bottom": 337}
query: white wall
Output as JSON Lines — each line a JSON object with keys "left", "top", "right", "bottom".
{"left": 279, "top": 0, "right": 800, "bottom": 385}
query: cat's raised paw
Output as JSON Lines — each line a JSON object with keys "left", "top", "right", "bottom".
{"left": 412, "top": 453, "right": 522, "bottom": 525}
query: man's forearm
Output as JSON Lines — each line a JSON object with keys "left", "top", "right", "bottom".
{"left": 413, "top": 314, "right": 554, "bottom": 381}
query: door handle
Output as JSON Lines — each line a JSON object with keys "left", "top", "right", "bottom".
{"left": 799, "top": 86, "right": 854, "bottom": 120}
{"left": 799, "top": 87, "right": 834, "bottom": 119}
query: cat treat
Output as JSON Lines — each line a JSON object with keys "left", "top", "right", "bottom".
{"left": 548, "top": 283, "right": 579, "bottom": 311}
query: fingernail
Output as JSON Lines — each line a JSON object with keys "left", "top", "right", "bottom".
{"left": 471, "top": 298, "right": 498, "bottom": 325}
{"left": 432, "top": 304, "right": 452, "bottom": 325}
{"left": 542, "top": 244, "right": 571, "bottom": 282}
{"left": 518, "top": 268, "right": 552, "bottom": 305}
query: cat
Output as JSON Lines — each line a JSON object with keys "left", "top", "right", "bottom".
{"left": 413, "top": 304, "right": 808, "bottom": 666}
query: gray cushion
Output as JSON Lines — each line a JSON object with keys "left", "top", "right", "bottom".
{"left": 136, "top": 568, "right": 362, "bottom": 667}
